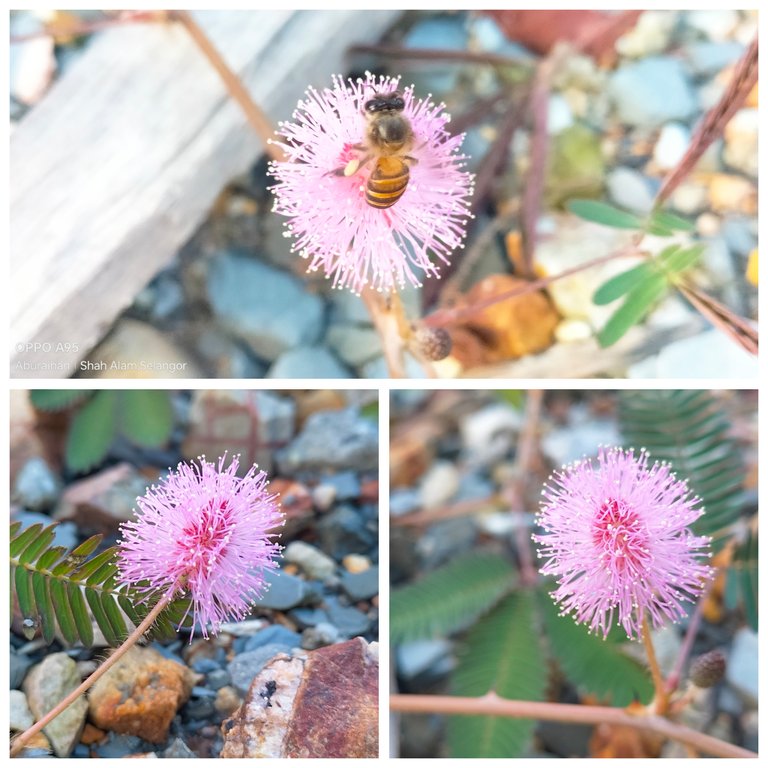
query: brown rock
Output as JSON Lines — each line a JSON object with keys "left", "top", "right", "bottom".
{"left": 80, "top": 723, "right": 106, "bottom": 746}
{"left": 88, "top": 646, "right": 195, "bottom": 743}
{"left": 53, "top": 462, "right": 153, "bottom": 536}
{"left": 220, "top": 638, "right": 378, "bottom": 758}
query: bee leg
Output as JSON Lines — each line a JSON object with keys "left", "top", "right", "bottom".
{"left": 404, "top": 155, "right": 419, "bottom": 167}
{"left": 326, "top": 153, "right": 373, "bottom": 177}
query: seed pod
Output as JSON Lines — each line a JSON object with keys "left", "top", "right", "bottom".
{"left": 690, "top": 649, "right": 726, "bottom": 688}
{"left": 410, "top": 326, "right": 452, "bottom": 361}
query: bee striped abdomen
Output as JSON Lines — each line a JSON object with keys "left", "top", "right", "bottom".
{"left": 366, "top": 157, "right": 409, "bottom": 209}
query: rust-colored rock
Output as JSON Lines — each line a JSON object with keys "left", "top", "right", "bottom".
{"left": 221, "top": 638, "right": 378, "bottom": 758}
{"left": 88, "top": 646, "right": 195, "bottom": 743}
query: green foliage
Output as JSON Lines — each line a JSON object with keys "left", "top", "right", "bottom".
{"left": 28, "top": 390, "right": 174, "bottom": 472}
{"left": 567, "top": 199, "right": 693, "bottom": 235}
{"left": 597, "top": 272, "right": 667, "bottom": 348}
{"left": 538, "top": 590, "right": 653, "bottom": 706}
{"left": 10, "top": 522, "right": 191, "bottom": 647}
{"left": 593, "top": 244, "right": 704, "bottom": 347}
{"left": 567, "top": 199, "right": 644, "bottom": 229}
{"left": 390, "top": 552, "right": 516, "bottom": 643}
{"left": 496, "top": 390, "right": 525, "bottom": 409}
{"left": 447, "top": 593, "right": 547, "bottom": 758}
{"left": 618, "top": 390, "right": 747, "bottom": 550}
{"left": 725, "top": 529, "right": 757, "bottom": 631}
{"left": 567, "top": 199, "right": 703, "bottom": 346}
{"left": 66, "top": 391, "right": 119, "bottom": 473}
{"left": 119, "top": 390, "right": 174, "bottom": 448}
{"left": 30, "top": 390, "right": 91, "bottom": 411}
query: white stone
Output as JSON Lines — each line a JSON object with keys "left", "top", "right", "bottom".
{"left": 686, "top": 10, "right": 740, "bottom": 42}
{"left": 547, "top": 93, "right": 574, "bottom": 134}
{"left": 653, "top": 122, "right": 691, "bottom": 170}
{"left": 628, "top": 328, "right": 758, "bottom": 380}
{"left": 535, "top": 215, "right": 641, "bottom": 329}
{"left": 554, "top": 318, "right": 593, "bottom": 343}
{"left": 723, "top": 108, "right": 758, "bottom": 177}
{"left": 606, "top": 167, "right": 656, "bottom": 214}
{"left": 615, "top": 10, "right": 679, "bottom": 58}
{"left": 459, "top": 403, "right": 523, "bottom": 466}
{"left": 10, "top": 689, "right": 34, "bottom": 732}
{"left": 670, "top": 182, "right": 709, "bottom": 216}
{"left": 418, "top": 461, "right": 461, "bottom": 509}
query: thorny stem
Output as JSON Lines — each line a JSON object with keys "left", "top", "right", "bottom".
{"left": 666, "top": 586, "right": 708, "bottom": 694}
{"left": 641, "top": 613, "right": 669, "bottom": 715}
{"left": 427, "top": 246, "right": 641, "bottom": 328}
{"left": 10, "top": 586, "right": 180, "bottom": 757}
{"left": 506, "top": 390, "right": 542, "bottom": 585}
{"left": 389, "top": 693, "right": 757, "bottom": 759}
{"left": 170, "top": 10, "right": 287, "bottom": 163}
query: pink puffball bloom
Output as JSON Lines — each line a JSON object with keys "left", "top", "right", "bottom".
{"left": 268, "top": 72, "right": 474, "bottom": 294}
{"left": 118, "top": 456, "right": 284, "bottom": 638}
{"left": 532, "top": 447, "right": 713, "bottom": 640}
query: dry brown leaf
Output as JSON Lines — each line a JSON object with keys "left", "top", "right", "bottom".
{"left": 451, "top": 274, "right": 560, "bottom": 366}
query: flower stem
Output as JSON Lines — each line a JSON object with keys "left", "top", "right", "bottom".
{"left": 360, "top": 288, "right": 406, "bottom": 378}
{"left": 389, "top": 693, "right": 757, "bottom": 759}
{"left": 10, "top": 587, "right": 178, "bottom": 758}
{"left": 170, "top": 10, "right": 287, "bottom": 162}
{"left": 640, "top": 613, "right": 669, "bottom": 715}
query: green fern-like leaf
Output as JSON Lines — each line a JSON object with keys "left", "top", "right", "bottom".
{"left": 724, "top": 527, "right": 757, "bottom": 631}
{"left": 390, "top": 552, "right": 516, "bottom": 643}
{"left": 119, "top": 390, "right": 174, "bottom": 448}
{"left": 447, "top": 592, "right": 547, "bottom": 758}
{"left": 538, "top": 589, "right": 653, "bottom": 706}
{"left": 10, "top": 522, "right": 191, "bottom": 646}
{"left": 30, "top": 390, "right": 92, "bottom": 411}
{"left": 618, "top": 390, "right": 746, "bottom": 550}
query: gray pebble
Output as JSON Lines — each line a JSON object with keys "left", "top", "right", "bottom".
{"left": 267, "top": 346, "right": 352, "bottom": 379}
{"left": 12, "top": 457, "right": 62, "bottom": 511}
{"left": 277, "top": 408, "right": 378, "bottom": 473}
{"left": 163, "top": 737, "right": 197, "bottom": 759}
{"left": 317, "top": 505, "right": 376, "bottom": 561}
{"left": 340, "top": 566, "right": 379, "bottom": 602}
{"left": 207, "top": 252, "right": 324, "bottom": 362}
{"left": 242, "top": 624, "right": 301, "bottom": 653}
{"left": 10, "top": 650, "right": 33, "bottom": 689}
{"left": 250, "top": 569, "right": 307, "bottom": 610}
{"left": 301, "top": 622, "right": 340, "bottom": 650}
{"left": 206, "top": 669, "right": 231, "bottom": 691}
{"left": 606, "top": 167, "right": 657, "bottom": 214}
{"left": 609, "top": 57, "right": 697, "bottom": 127}
{"left": 289, "top": 607, "right": 330, "bottom": 629}
{"left": 228, "top": 645, "right": 289, "bottom": 694}
{"left": 96, "top": 733, "right": 142, "bottom": 758}
{"left": 325, "top": 599, "right": 371, "bottom": 637}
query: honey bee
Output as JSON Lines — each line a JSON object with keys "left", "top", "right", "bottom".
{"left": 336, "top": 90, "right": 418, "bottom": 209}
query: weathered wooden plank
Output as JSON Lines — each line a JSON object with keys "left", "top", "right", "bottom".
{"left": 10, "top": 9, "right": 400, "bottom": 377}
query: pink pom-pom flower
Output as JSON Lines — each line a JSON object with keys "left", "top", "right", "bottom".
{"left": 532, "top": 447, "right": 713, "bottom": 640}
{"left": 268, "top": 72, "right": 474, "bottom": 294}
{"left": 118, "top": 456, "right": 284, "bottom": 639}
